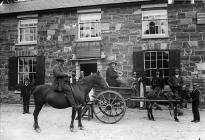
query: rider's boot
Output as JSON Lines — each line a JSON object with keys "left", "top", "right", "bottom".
{"left": 66, "top": 93, "right": 81, "bottom": 111}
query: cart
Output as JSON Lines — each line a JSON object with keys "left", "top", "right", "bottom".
{"left": 92, "top": 87, "right": 181, "bottom": 124}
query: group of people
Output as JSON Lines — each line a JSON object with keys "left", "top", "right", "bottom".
{"left": 105, "top": 60, "right": 201, "bottom": 123}
{"left": 20, "top": 56, "right": 201, "bottom": 123}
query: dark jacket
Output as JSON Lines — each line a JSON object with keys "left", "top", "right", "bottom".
{"left": 191, "top": 88, "right": 200, "bottom": 105}
{"left": 168, "top": 75, "right": 184, "bottom": 89}
{"left": 53, "top": 64, "right": 69, "bottom": 92}
{"left": 151, "top": 76, "right": 164, "bottom": 90}
{"left": 106, "top": 66, "right": 119, "bottom": 87}
{"left": 20, "top": 83, "right": 32, "bottom": 97}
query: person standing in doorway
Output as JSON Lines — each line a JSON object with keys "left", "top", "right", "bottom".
{"left": 191, "top": 83, "right": 200, "bottom": 123}
{"left": 20, "top": 78, "right": 32, "bottom": 114}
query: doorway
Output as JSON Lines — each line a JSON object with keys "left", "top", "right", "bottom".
{"left": 80, "top": 63, "right": 97, "bottom": 76}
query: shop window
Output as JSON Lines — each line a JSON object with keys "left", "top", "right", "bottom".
{"left": 142, "top": 10, "right": 168, "bottom": 39}
{"left": 18, "top": 19, "right": 37, "bottom": 44}
{"left": 78, "top": 9, "right": 101, "bottom": 40}
{"left": 133, "top": 50, "right": 180, "bottom": 86}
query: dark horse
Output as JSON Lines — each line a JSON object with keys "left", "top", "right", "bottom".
{"left": 146, "top": 87, "right": 190, "bottom": 122}
{"left": 32, "top": 71, "right": 108, "bottom": 132}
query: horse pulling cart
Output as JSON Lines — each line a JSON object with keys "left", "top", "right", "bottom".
{"left": 92, "top": 87, "right": 181, "bottom": 124}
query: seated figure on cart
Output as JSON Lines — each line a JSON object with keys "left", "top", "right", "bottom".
{"left": 106, "top": 60, "right": 122, "bottom": 87}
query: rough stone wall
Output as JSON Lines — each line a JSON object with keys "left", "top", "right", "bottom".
{"left": 38, "top": 11, "right": 78, "bottom": 84}
{"left": 168, "top": 2, "right": 205, "bottom": 94}
{"left": 101, "top": 5, "right": 141, "bottom": 78}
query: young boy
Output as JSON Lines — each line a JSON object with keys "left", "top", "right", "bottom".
{"left": 191, "top": 83, "right": 200, "bottom": 123}
{"left": 21, "top": 78, "right": 32, "bottom": 114}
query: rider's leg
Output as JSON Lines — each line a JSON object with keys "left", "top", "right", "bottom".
{"left": 63, "top": 85, "right": 81, "bottom": 110}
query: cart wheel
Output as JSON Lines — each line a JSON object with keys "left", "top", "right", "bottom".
{"left": 93, "top": 90, "right": 126, "bottom": 124}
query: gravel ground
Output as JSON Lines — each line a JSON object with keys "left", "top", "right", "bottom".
{"left": 0, "top": 103, "right": 205, "bottom": 140}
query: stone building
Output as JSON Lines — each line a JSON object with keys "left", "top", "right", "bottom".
{"left": 0, "top": 0, "right": 205, "bottom": 103}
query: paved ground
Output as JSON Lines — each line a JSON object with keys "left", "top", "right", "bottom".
{"left": 0, "top": 103, "right": 205, "bottom": 140}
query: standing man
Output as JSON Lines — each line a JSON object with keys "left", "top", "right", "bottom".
{"left": 53, "top": 56, "right": 81, "bottom": 110}
{"left": 151, "top": 70, "right": 164, "bottom": 97}
{"left": 191, "top": 83, "right": 200, "bottom": 123}
{"left": 151, "top": 70, "right": 164, "bottom": 110}
{"left": 168, "top": 68, "right": 184, "bottom": 98}
{"left": 106, "top": 60, "right": 121, "bottom": 87}
{"left": 21, "top": 78, "right": 32, "bottom": 114}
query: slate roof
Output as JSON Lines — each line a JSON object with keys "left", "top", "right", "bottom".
{"left": 0, "top": 0, "right": 150, "bottom": 14}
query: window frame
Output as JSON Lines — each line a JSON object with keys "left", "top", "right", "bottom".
{"left": 142, "top": 10, "right": 169, "bottom": 39}
{"left": 77, "top": 9, "right": 101, "bottom": 41}
{"left": 144, "top": 51, "right": 170, "bottom": 86}
{"left": 18, "top": 18, "right": 38, "bottom": 44}
{"left": 17, "top": 56, "right": 37, "bottom": 84}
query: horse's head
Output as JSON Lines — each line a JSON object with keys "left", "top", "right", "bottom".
{"left": 91, "top": 71, "right": 109, "bottom": 89}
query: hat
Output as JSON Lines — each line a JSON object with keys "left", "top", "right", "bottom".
{"left": 56, "top": 56, "right": 66, "bottom": 62}
{"left": 108, "top": 60, "right": 117, "bottom": 65}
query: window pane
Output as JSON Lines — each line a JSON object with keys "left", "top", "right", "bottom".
{"left": 151, "top": 60, "right": 156, "bottom": 68}
{"left": 145, "top": 61, "right": 150, "bottom": 68}
{"left": 151, "top": 52, "right": 156, "bottom": 59}
{"left": 157, "top": 60, "right": 162, "bottom": 68}
{"left": 163, "top": 51, "right": 169, "bottom": 59}
{"left": 157, "top": 52, "right": 162, "bottom": 59}
{"left": 145, "top": 52, "right": 150, "bottom": 60}
{"left": 163, "top": 60, "right": 169, "bottom": 68}
{"left": 19, "top": 65, "right": 23, "bottom": 72}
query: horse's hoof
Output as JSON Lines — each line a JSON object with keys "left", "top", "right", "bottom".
{"left": 70, "top": 127, "right": 75, "bottom": 132}
{"left": 79, "top": 126, "right": 84, "bottom": 130}
{"left": 174, "top": 119, "right": 179, "bottom": 122}
{"left": 152, "top": 119, "right": 155, "bottom": 121}
{"left": 35, "top": 128, "right": 41, "bottom": 133}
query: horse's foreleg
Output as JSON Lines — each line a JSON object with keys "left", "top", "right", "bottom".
{"left": 78, "top": 107, "right": 84, "bottom": 130}
{"left": 70, "top": 107, "right": 76, "bottom": 132}
{"left": 173, "top": 104, "right": 179, "bottom": 122}
{"left": 150, "top": 103, "right": 155, "bottom": 121}
{"left": 33, "top": 103, "right": 44, "bottom": 133}
{"left": 147, "top": 102, "right": 151, "bottom": 120}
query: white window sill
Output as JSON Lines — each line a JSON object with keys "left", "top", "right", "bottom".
{"left": 142, "top": 35, "right": 169, "bottom": 39}
{"left": 15, "top": 42, "right": 37, "bottom": 46}
{"left": 76, "top": 38, "right": 102, "bottom": 42}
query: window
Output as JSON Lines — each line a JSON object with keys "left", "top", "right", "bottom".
{"left": 142, "top": 10, "right": 168, "bottom": 39}
{"left": 18, "top": 57, "right": 37, "bottom": 84}
{"left": 8, "top": 56, "right": 45, "bottom": 90}
{"left": 133, "top": 50, "right": 180, "bottom": 87}
{"left": 144, "top": 51, "right": 169, "bottom": 85}
{"left": 18, "top": 19, "right": 37, "bottom": 43}
{"left": 78, "top": 10, "right": 101, "bottom": 40}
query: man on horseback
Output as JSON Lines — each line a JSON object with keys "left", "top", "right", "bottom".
{"left": 53, "top": 56, "right": 81, "bottom": 111}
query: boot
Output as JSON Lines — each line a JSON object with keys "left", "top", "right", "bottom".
{"left": 65, "top": 93, "right": 81, "bottom": 111}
